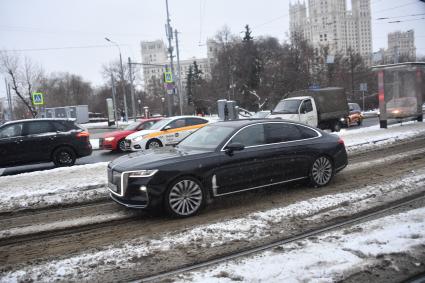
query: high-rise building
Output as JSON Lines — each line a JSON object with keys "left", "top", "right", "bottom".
{"left": 140, "top": 40, "right": 212, "bottom": 98}
{"left": 387, "top": 30, "right": 416, "bottom": 62}
{"left": 289, "top": 0, "right": 372, "bottom": 62}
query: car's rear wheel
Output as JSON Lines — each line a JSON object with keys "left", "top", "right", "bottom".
{"left": 164, "top": 177, "right": 205, "bottom": 217}
{"left": 146, "top": 139, "right": 162, "bottom": 149}
{"left": 309, "top": 156, "right": 333, "bottom": 187}
{"left": 117, "top": 139, "right": 126, "bottom": 152}
{"left": 53, "top": 147, "right": 76, "bottom": 167}
{"left": 332, "top": 121, "right": 342, "bottom": 132}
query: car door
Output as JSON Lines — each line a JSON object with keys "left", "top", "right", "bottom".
{"left": 263, "top": 122, "right": 314, "bottom": 181}
{"left": 214, "top": 123, "right": 273, "bottom": 195}
{"left": 160, "top": 118, "right": 187, "bottom": 146}
{"left": 0, "top": 122, "right": 25, "bottom": 166}
{"left": 299, "top": 99, "right": 317, "bottom": 127}
{"left": 21, "top": 121, "right": 57, "bottom": 163}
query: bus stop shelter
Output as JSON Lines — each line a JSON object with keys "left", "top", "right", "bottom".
{"left": 372, "top": 62, "right": 425, "bottom": 128}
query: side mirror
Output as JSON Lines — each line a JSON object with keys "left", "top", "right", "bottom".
{"left": 162, "top": 125, "right": 171, "bottom": 131}
{"left": 224, "top": 142, "right": 245, "bottom": 155}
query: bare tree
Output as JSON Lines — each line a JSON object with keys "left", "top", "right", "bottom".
{"left": 0, "top": 51, "right": 43, "bottom": 117}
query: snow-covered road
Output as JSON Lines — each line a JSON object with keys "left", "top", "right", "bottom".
{"left": 1, "top": 162, "right": 425, "bottom": 282}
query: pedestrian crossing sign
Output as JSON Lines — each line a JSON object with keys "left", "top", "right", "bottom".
{"left": 164, "top": 71, "right": 173, "bottom": 83}
{"left": 32, "top": 92, "right": 44, "bottom": 105}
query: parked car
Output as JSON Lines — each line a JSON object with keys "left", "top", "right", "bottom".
{"left": 0, "top": 118, "right": 92, "bottom": 168}
{"left": 108, "top": 119, "right": 348, "bottom": 217}
{"left": 124, "top": 116, "right": 209, "bottom": 151}
{"left": 344, "top": 103, "right": 364, "bottom": 127}
{"left": 99, "top": 118, "right": 162, "bottom": 152}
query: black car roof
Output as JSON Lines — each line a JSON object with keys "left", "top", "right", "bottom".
{"left": 212, "top": 118, "right": 305, "bottom": 128}
{"left": 2, "top": 118, "right": 76, "bottom": 126}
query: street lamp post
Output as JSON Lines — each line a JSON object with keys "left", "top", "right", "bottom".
{"left": 105, "top": 37, "right": 129, "bottom": 122}
{"left": 161, "top": 97, "right": 166, "bottom": 117}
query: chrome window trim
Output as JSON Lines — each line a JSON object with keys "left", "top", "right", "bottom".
{"left": 212, "top": 176, "right": 307, "bottom": 197}
{"left": 220, "top": 121, "right": 322, "bottom": 152}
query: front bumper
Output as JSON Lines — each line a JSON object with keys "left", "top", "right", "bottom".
{"left": 110, "top": 192, "right": 149, "bottom": 209}
{"left": 125, "top": 139, "right": 144, "bottom": 151}
{"left": 99, "top": 138, "right": 116, "bottom": 150}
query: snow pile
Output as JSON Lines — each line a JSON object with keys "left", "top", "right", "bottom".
{"left": 176, "top": 206, "right": 425, "bottom": 283}
{"left": 338, "top": 121, "right": 425, "bottom": 153}
{"left": 1, "top": 169, "right": 425, "bottom": 282}
{"left": 0, "top": 163, "right": 108, "bottom": 213}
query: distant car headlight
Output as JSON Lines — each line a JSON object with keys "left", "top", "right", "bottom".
{"left": 104, "top": 137, "right": 115, "bottom": 142}
{"left": 132, "top": 134, "right": 148, "bottom": 143}
{"left": 128, "top": 170, "right": 158, "bottom": 178}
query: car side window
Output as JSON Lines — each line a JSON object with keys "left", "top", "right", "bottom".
{"left": 0, "top": 123, "right": 23, "bottom": 138}
{"left": 52, "top": 121, "right": 67, "bottom": 132}
{"left": 265, "top": 123, "right": 304, "bottom": 143}
{"left": 296, "top": 125, "right": 319, "bottom": 139}
{"left": 230, "top": 124, "right": 265, "bottom": 147}
{"left": 25, "top": 121, "right": 54, "bottom": 135}
{"left": 168, "top": 119, "right": 186, "bottom": 129}
{"left": 300, "top": 100, "right": 313, "bottom": 113}
{"left": 186, "top": 118, "right": 208, "bottom": 126}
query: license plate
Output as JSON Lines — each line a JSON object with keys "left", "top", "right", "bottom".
{"left": 108, "top": 182, "right": 118, "bottom": 193}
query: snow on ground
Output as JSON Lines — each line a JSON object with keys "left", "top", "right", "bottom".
{"left": 1, "top": 168, "right": 425, "bottom": 282}
{"left": 175, "top": 206, "right": 425, "bottom": 283}
{"left": 337, "top": 120, "right": 425, "bottom": 153}
{"left": 0, "top": 163, "right": 108, "bottom": 213}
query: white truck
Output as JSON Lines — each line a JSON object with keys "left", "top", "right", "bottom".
{"left": 269, "top": 87, "right": 349, "bottom": 132}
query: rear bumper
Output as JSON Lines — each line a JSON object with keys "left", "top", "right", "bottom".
{"left": 76, "top": 144, "right": 92, "bottom": 157}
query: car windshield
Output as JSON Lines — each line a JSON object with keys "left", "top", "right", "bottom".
{"left": 124, "top": 122, "right": 141, "bottom": 131}
{"left": 177, "top": 124, "right": 235, "bottom": 150}
{"left": 149, "top": 118, "right": 172, "bottom": 130}
{"left": 273, "top": 99, "right": 302, "bottom": 114}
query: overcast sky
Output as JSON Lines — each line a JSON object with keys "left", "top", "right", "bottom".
{"left": 0, "top": 0, "right": 424, "bottom": 95}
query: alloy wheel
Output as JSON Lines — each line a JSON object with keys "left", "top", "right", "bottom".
{"left": 118, "top": 140, "right": 126, "bottom": 152}
{"left": 311, "top": 156, "right": 333, "bottom": 186}
{"left": 168, "top": 180, "right": 203, "bottom": 216}
{"left": 58, "top": 151, "right": 72, "bottom": 165}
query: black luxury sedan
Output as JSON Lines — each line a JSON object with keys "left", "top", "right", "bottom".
{"left": 0, "top": 118, "right": 92, "bottom": 168}
{"left": 107, "top": 119, "right": 347, "bottom": 217}
{"left": 108, "top": 119, "right": 348, "bottom": 217}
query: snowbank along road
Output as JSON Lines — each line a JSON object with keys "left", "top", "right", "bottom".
{"left": 1, "top": 122, "right": 425, "bottom": 282}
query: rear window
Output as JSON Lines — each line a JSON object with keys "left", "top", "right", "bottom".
{"left": 52, "top": 120, "right": 80, "bottom": 131}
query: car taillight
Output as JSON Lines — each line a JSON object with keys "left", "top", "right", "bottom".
{"left": 77, "top": 131, "right": 90, "bottom": 138}
{"left": 338, "top": 138, "right": 344, "bottom": 145}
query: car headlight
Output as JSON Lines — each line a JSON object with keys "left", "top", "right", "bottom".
{"left": 132, "top": 134, "right": 148, "bottom": 142}
{"left": 128, "top": 170, "right": 158, "bottom": 178}
{"left": 104, "top": 137, "right": 115, "bottom": 142}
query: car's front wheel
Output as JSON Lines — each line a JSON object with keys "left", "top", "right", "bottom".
{"left": 309, "top": 156, "right": 334, "bottom": 187}
{"left": 146, "top": 139, "right": 162, "bottom": 149}
{"left": 117, "top": 139, "right": 126, "bottom": 152}
{"left": 53, "top": 147, "right": 76, "bottom": 167}
{"left": 164, "top": 177, "right": 205, "bottom": 217}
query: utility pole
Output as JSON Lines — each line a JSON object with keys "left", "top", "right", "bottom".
{"left": 165, "top": 0, "right": 175, "bottom": 117}
{"left": 128, "top": 57, "right": 137, "bottom": 121}
{"left": 175, "top": 29, "right": 183, "bottom": 115}
{"left": 111, "top": 74, "right": 119, "bottom": 127}
{"left": 105, "top": 37, "right": 129, "bottom": 122}
{"left": 4, "top": 78, "right": 13, "bottom": 121}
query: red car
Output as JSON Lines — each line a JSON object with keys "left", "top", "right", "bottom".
{"left": 99, "top": 118, "right": 162, "bottom": 152}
